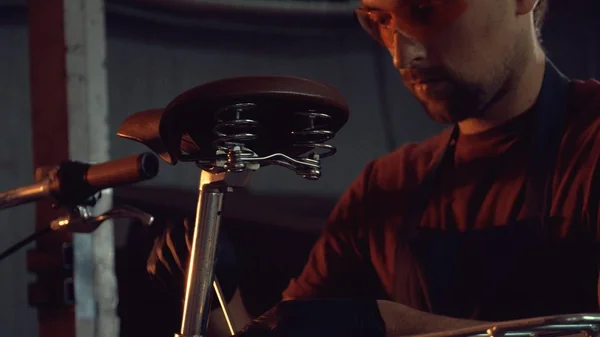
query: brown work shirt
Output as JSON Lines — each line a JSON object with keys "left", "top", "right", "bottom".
{"left": 282, "top": 79, "right": 600, "bottom": 320}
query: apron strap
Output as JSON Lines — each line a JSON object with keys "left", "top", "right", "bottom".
{"left": 525, "top": 60, "right": 570, "bottom": 218}
{"left": 393, "top": 59, "right": 571, "bottom": 302}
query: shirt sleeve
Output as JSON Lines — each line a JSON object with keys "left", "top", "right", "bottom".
{"left": 282, "top": 161, "right": 383, "bottom": 300}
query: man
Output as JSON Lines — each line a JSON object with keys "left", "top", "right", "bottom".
{"left": 149, "top": 0, "right": 600, "bottom": 336}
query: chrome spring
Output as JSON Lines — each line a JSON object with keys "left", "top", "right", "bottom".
{"left": 212, "top": 103, "right": 259, "bottom": 156}
{"left": 291, "top": 111, "right": 337, "bottom": 158}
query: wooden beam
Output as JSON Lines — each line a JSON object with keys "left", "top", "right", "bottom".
{"left": 28, "top": 1, "right": 75, "bottom": 336}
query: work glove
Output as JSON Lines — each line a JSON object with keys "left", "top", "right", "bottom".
{"left": 146, "top": 216, "right": 239, "bottom": 307}
{"left": 234, "top": 298, "right": 386, "bottom": 337}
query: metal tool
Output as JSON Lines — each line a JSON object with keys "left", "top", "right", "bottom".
{"left": 412, "top": 313, "right": 600, "bottom": 337}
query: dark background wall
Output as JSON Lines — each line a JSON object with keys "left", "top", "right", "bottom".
{"left": 0, "top": 0, "right": 598, "bottom": 335}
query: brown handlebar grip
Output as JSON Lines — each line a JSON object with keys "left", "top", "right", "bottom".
{"left": 84, "top": 152, "right": 159, "bottom": 190}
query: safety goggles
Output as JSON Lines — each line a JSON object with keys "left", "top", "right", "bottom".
{"left": 354, "top": 0, "right": 468, "bottom": 46}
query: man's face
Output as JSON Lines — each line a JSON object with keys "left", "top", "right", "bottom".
{"left": 358, "top": 0, "right": 527, "bottom": 124}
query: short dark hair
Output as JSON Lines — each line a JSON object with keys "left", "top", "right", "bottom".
{"left": 533, "top": 0, "right": 548, "bottom": 33}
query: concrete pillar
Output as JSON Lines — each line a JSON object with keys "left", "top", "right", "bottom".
{"left": 28, "top": 0, "right": 118, "bottom": 336}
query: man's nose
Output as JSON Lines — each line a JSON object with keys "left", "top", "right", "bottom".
{"left": 389, "top": 30, "right": 427, "bottom": 69}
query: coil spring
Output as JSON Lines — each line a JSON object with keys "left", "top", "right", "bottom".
{"left": 212, "top": 102, "right": 259, "bottom": 154}
{"left": 212, "top": 104, "right": 336, "bottom": 174}
{"left": 291, "top": 111, "right": 337, "bottom": 158}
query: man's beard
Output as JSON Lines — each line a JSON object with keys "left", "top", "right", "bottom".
{"left": 409, "top": 78, "right": 487, "bottom": 124}
{"left": 405, "top": 59, "right": 517, "bottom": 125}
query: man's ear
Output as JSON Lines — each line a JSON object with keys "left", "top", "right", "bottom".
{"left": 515, "top": 0, "right": 539, "bottom": 15}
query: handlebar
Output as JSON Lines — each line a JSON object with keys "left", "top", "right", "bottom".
{"left": 0, "top": 152, "right": 159, "bottom": 210}
{"left": 85, "top": 152, "right": 159, "bottom": 191}
{"left": 0, "top": 181, "right": 49, "bottom": 210}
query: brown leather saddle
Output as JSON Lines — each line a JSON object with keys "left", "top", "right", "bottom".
{"left": 117, "top": 76, "right": 350, "bottom": 165}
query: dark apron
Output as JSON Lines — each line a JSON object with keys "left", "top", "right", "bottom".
{"left": 393, "top": 60, "right": 599, "bottom": 321}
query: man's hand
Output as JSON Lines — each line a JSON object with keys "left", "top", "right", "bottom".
{"left": 147, "top": 217, "right": 192, "bottom": 290}
{"left": 234, "top": 298, "right": 386, "bottom": 337}
{"left": 376, "top": 300, "right": 487, "bottom": 337}
{"left": 232, "top": 299, "right": 488, "bottom": 337}
{"left": 146, "top": 216, "right": 240, "bottom": 311}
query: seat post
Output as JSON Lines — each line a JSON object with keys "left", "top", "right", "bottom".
{"left": 176, "top": 170, "right": 246, "bottom": 337}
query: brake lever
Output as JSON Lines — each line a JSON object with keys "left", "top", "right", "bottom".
{"left": 50, "top": 205, "right": 154, "bottom": 233}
